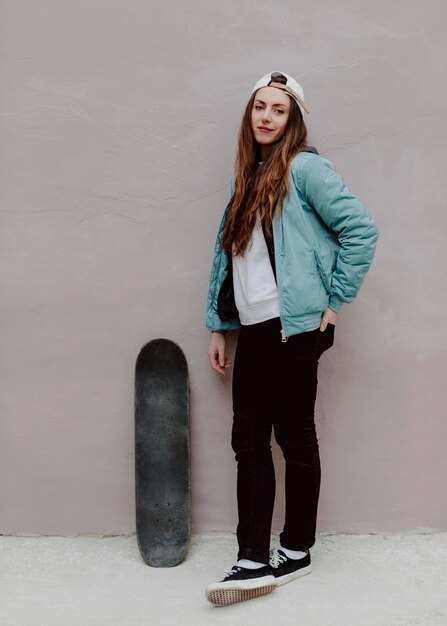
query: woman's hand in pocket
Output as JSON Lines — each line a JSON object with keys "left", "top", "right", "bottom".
{"left": 320, "top": 307, "right": 337, "bottom": 331}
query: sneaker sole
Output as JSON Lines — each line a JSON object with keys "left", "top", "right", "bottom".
{"left": 274, "top": 563, "right": 312, "bottom": 586}
{"left": 206, "top": 577, "right": 277, "bottom": 607}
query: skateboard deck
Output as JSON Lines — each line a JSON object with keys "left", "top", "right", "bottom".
{"left": 135, "top": 338, "right": 190, "bottom": 567}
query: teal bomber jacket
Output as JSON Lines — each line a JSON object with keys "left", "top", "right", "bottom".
{"left": 205, "top": 151, "right": 379, "bottom": 340}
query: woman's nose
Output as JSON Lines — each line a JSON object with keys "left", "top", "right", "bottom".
{"left": 261, "top": 109, "right": 272, "bottom": 122}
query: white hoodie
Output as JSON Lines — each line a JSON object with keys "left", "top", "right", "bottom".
{"left": 232, "top": 211, "right": 280, "bottom": 325}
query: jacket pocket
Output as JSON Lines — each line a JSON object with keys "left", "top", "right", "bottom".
{"left": 313, "top": 249, "right": 332, "bottom": 294}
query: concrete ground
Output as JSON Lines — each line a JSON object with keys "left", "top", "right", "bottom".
{"left": 0, "top": 532, "right": 446, "bottom": 626}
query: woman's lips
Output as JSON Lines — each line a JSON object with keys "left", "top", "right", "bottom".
{"left": 258, "top": 126, "right": 274, "bottom": 133}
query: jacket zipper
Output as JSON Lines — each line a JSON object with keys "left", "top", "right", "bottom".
{"left": 273, "top": 214, "right": 288, "bottom": 343}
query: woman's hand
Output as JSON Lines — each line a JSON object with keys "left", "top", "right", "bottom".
{"left": 320, "top": 307, "right": 337, "bottom": 331}
{"left": 208, "top": 332, "right": 232, "bottom": 375}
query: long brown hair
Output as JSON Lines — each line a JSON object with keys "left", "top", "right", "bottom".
{"left": 221, "top": 91, "right": 308, "bottom": 256}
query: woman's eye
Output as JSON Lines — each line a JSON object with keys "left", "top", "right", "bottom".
{"left": 276, "top": 109, "right": 284, "bottom": 115}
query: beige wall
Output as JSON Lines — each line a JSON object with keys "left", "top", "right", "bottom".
{"left": 1, "top": 0, "right": 446, "bottom": 535}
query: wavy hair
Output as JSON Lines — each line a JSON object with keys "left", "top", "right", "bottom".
{"left": 221, "top": 90, "right": 308, "bottom": 256}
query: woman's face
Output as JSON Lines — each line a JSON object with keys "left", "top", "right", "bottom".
{"left": 250, "top": 86, "right": 291, "bottom": 158}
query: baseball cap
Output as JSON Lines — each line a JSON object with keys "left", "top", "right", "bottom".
{"left": 251, "top": 71, "right": 310, "bottom": 116}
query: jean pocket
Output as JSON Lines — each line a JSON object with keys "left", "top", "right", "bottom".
{"left": 316, "top": 323, "right": 335, "bottom": 357}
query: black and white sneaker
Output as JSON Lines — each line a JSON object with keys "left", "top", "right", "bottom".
{"left": 269, "top": 548, "right": 312, "bottom": 586}
{"left": 205, "top": 564, "right": 277, "bottom": 607}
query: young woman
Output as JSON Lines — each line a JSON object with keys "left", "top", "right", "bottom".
{"left": 204, "top": 71, "right": 379, "bottom": 607}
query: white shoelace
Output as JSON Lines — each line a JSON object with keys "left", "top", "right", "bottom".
{"left": 223, "top": 566, "right": 241, "bottom": 577}
{"left": 269, "top": 549, "right": 287, "bottom": 568}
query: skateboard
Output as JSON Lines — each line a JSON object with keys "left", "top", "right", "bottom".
{"left": 135, "top": 338, "right": 190, "bottom": 567}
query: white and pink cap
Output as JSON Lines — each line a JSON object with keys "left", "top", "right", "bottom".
{"left": 251, "top": 71, "right": 310, "bottom": 116}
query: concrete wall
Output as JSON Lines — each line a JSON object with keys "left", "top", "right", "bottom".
{"left": 1, "top": 0, "right": 446, "bottom": 535}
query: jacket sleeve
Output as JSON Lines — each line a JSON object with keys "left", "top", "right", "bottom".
{"left": 205, "top": 180, "right": 241, "bottom": 333}
{"left": 299, "top": 156, "right": 379, "bottom": 312}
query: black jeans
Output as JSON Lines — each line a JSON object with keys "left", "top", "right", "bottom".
{"left": 231, "top": 316, "right": 335, "bottom": 564}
